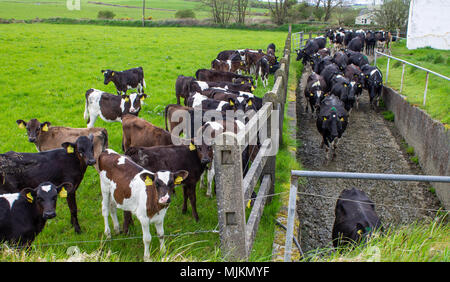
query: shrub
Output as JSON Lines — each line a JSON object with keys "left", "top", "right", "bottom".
{"left": 97, "top": 10, "right": 115, "bottom": 19}
{"left": 175, "top": 9, "right": 196, "bottom": 19}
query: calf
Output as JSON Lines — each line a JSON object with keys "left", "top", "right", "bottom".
{"left": 330, "top": 75, "right": 355, "bottom": 112}
{"left": 84, "top": 88, "right": 147, "bottom": 128}
{"left": 121, "top": 114, "right": 173, "bottom": 152}
{"left": 346, "top": 50, "right": 369, "bottom": 68}
{"left": 361, "top": 65, "right": 383, "bottom": 109}
{"left": 313, "top": 55, "right": 334, "bottom": 75}
{"left": 0, "top": 135, "right": 96, "bottom": 233}
{"left": 195, "top": 69, "right": 254, "bottom": 86}
{"left": 211, "top": 59, "right": 246, "bottom": 74}
{"left": 102, "top": 67, "right": 146, "bottom": 95}
{"left": 16, "top": 118, "right": 108, "bottom": 171}
{"left": 332, "top": 188, "right": 381, "bottom": 248}
{"left": 125, "top": 144, "right": 207, "bottom": 223}
{"left": 0, "top": 182, "right": 73, "bottom": 247}
{"left": 98, "top": 149, "right": 188, "bottom": 261}
{"left": 316, "top": 95, "right": 348, "bottom": 160}
{"left": 304, "top": 72, "right": 327, "bottom": 116}
{"left": 187, "top": 93, "right": 249, "bottom": 112}
{"left": 347, "top": 37, "right": 364, "bottom": 52}
{"left": 255, "top": 57, "right": 270, "bottom": 88}
{"left": 175, "top": 75, "right": 196, "bottom": 105}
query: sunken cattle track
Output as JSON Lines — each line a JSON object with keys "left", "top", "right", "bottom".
{"left": 295, "top": 66, "right": 441, "bottom": 253}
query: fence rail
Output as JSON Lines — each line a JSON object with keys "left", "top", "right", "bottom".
{"left": 212, "top": 27, "right": 292, "bottom": 261}
{"left": 374, "top": 51, "right": 450, "bottom": 106}
{"left": 284, "top": 170, "right": 450, "bottom": 262}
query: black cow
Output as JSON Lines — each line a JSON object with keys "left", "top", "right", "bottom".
{"left": 304, "top": 72, "right": 327, "bottom": 116}
{"left": 346, "top": 50, "right": 369, "bottom": 68}
{"left": 195, "top": 69, "right": 254, "bottom": 86}
{"left": 0, "top": 182, "right": 73, "bottom": 246}
{"left": 344, "top": 64, "right": 364, "bottom": 109}
{"left": 296, "top": 39, "right": 320, "bottom": 64}
{"left": 361, "top": 65, "right": 383, "bottom": 109}
{"left": 102, "top": 67, "right": 145, "bottom": 95}
{"left": 332, "top": 51, "right": 349, "bottom": 71}
{"left": 313, "top": 55, "right": 334, "bottom": 75}
{"left": 348, "top": 37, "right": 364, "bottom": 52}
{"left": 364, "top": 31, "right": 376, "bottom": 56}
{"left": 332, "top": 188, "right": 382, "bottom": 248}
{"left": 330, "top": 75, "right": 356, "bottom": 112}
{"left": 320, "top": 63, "right": 343, "bottom": 92}
{"left": 0, "top": 135, "right": 96, "bottom": 233}
{"left": 316, "top": 95, "right": 348, "bottom": 160}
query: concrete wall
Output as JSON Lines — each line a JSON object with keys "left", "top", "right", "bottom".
{"left": 382, "top": 87, "right": 450, "bottom": 209}
{"left": 407, "top": 0, "right": 450, "bottom": 50}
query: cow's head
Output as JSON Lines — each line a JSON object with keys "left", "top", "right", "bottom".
{"left": 319, "top": 106, "right": 347, "bottom": 142}
{"left": 307, "top": 81, "right": 324, "bottom": 110}
{"left": 101, "top": 69, "right": 115, "bottom": 85}
{"left": 141, "top": 170, "right": 188, "bottom": 206}
{"left": 21, "top": 182, "right": 74, "bottom": 220}
{"left": 296, "top": 49, "right": 306, "bottom": 61}
{"left": 16, "top": 119, "right": 51, "bottom": 143}
{"left": 233, "top": 77, "right": 254, "bottom": 87}
{"left": 121, "top": 93, "right": 146, "bottom": 115}
{"left": 61, "top": 134, "right": 96, "bottom": 166}
{"left": 228, "top": 96, "right": 254, "bottom": 112}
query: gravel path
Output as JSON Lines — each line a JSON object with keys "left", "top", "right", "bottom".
{"left": 294, "top": 66, "right": 441, "bottom": 253}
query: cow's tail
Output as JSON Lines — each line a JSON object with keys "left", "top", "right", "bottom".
{"left": 164, "top": 104, "right": 176, "bottom": 131}
{"left": 100, "top": 128, "right": 109, "bottom": 151}
{"left": 142, "top": 78, "right": 146, "bottom": 89}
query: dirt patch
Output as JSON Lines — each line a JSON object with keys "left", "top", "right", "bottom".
{"left": 295, "top": 66, "right": 441, "bottom": 254}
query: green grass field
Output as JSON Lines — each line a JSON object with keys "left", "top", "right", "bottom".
{"left": 0, "top": 23, "right": 289, "bottom": 261}
{"left": 375, "top": 40, "right": 450, "bottom": 124}
{"left": 0, "top": 0, "right": 269, "bottom": 21}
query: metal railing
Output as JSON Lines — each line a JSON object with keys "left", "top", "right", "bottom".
{"left": 284, "top": 170, "right": 450, "bottom": 262}
{"left": 374, "top": 51, "right": 450, "bottom": 106}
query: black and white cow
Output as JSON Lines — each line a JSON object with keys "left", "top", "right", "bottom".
{"left": 0, "top": 182, "right": 73, "bottom": 246}
{"left": 84, "top": 88, "right": 147, "bottom": 128}
{"left": 255, "top": 57, "right": 270, "bottom": 88}
{"left": 102, "top": 67, "right": 146, "bottom": 95}
{"left": 361, "top": 65, "right": 383, "bottom": 109}
{"left": 316, "top": 94, "right": 348, "bottom": 160}
{"left": 0, "top": 135, "right": 96, "bottom": 233}
{"left": 332, "top": 188, "right": 382, "bottom": 248}
{"left": 330, "top": 75, "right": 356, "bottom": 112}
{"left": 304, "top": 72, "right": 327, "bottom": 116}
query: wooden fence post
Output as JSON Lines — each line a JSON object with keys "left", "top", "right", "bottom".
{"left": 213, "top": 132, "right": 247, "bottom": 261}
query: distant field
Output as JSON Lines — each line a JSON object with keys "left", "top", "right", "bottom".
{"left": 0, "top": 0, "right": 268, "bottom": 20}
{"left": 0, "top": 23, "right": 287, "bottom": 261}
{"left": 375, "top": 41, "right": 450, "bottom": 124}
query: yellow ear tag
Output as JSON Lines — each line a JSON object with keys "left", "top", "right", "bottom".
{"left": 357, "top": 229, "right": 363, "bottom": 236}
{"left": 18, "top": 122, "right": 25, "bottom": 129}
{"left": 340, "top": 117, "right": 345, "bottom": 122}
{"left": 67, "top": 145, "right": 74, "bottom": 154}
{"left": 111, "top": 72, "right": 115, "bottom": 77}
{"left": 189, "top": 143, "right": 196, "bottom": 151}
{"left": 145, "top": 176, "right": 153, "bottom": 186}
{"left": 125, "top": 97, "right": 130, "bottom": 102}
{"left": 140, "top": 96, "right": 145, "bottom": 101}
{"left": 42, "top": 124, "right": 49, "bottom": 132}
{"left": 323, "top": 117, "right": 327, "bottom": 121}
{"left": 174, "top": 176, "right": 183, "bottom": 185}
{"left": 344, "top": 84, "right": 347, "bottom": 88}
{"left": 26, "top": 192, "right": 33, "bottom": 203}
{"left": 248, "top": 100, "right": 252, "bottom": 106}
{"left": 247, "top": 199, "right": 252, "bottom": 209}
{"left": 251, "top": 86, "right": 255, "bottom": 91}
{"left": 241, "top": 81, "right": 245, "bottom": 84}
{"left": 310, "top": 93, "right": 313, "bottom": 96}
{"left": 59, "top": 187, "right": 67, "bottom": 198}
{"left": 229, "top": 100, "right": 235, "bottom": 106}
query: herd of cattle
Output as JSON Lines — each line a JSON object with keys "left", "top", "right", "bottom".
{"left": 0, "top": 44, "right": 279, "bottom": 260}
{"left": 297, "top": 27, "right": 386, "bottom": 247}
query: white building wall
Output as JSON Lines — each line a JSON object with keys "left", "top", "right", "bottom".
{"left": 407, "top": 0, "right": 450, "bottom": 50}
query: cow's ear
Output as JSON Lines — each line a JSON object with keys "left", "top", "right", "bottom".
{"left": 56, "top": 182, "right": 73, "bottom": 198}
{"left": 173, "top": 170, "right": 189, "bottom": 186}
{"left": 16, "top": 119, "right": 27, "bottom": 129}
{"left": 140, "top": 173, "right": 155, "bottom": 186}
{"left": 228, "top": 98, "right": 235, "bottom": 106}
{"left": 20, "top": 188, "right": 36, "bottom": 204}
{"left": 88, "top": 133, "right": 94, "bottom": 142}
{"left": 140, "top": 94, "right": 147, "bottom": 101}
{"left": 247, "top": 98, "right": 254, "bottom": 107}
{"left": 121, "top": 95, "right": 130, "bottom": 102}
{"left": 189, "top": 141, "right": 196, "bottom": 151}
{"left": 101, "top": 70, "right": 105, "bottom": 74}
{"left": 111, "top": 71, "right": 115, "bottom": 77}
{"left": 40, "top": 121, "right": 51, "bottom": 132}
{"left": 61, "top": 142, "right": 76, "bottom": 154}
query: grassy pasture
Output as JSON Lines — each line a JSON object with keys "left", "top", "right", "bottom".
{"left": 0, "top": 23, "right": 288, "bottom": 261}
{"left": 375, "top": 41, "right": 450, "bottom": 124}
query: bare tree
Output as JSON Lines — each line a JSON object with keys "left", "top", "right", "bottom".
{"left": 204, "top": 0, "right": 235, "bottom": 24}
{"left": 374, "top": 0, "right": 410, "bottom": 31}
{"left": 323, "top": 0, "right": 343, "bottom": 22}
{"left": 268, "top": 0, "right": 294, "bottom": 25}
{"left": 235, "top": 0, "right": 249, "bottom": 24}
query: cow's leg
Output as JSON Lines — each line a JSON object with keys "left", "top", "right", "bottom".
{"left": 101, "top": 189, "right": 111, "bottom": 238}
{"left": 86, "top": 113, "right": 98, "bottom": 128}
{"left": 122, "top": 211, "right": 134, "bottom": 234}
{"left": 207, "top": 163, "right": 215, "bottom": 198}
{"left": 182, "top": 186, "right": 188, "bottom": 214}
{"left": 138, "top": 216, "right": 152, "bottom": 261}
{"left": 109, "top": 202, "right": 120, "bottom": 235}
{"left": 187, "top": 184, "right": 199, "bottom": 221}
{"left": 155, "top": 219, "right": 166, "bottom": 254}
{"left": 66, "top": 192, "right": 81, "bottom": 233}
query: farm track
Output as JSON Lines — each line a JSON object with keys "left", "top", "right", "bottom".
{"left": 295, "top": 66, "right": 441, "bottom": 253}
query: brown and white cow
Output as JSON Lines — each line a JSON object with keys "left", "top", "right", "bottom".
{"left": 16, "top": 118, "right": 108, "bottom": 171}
{"left": 121, "top": 114, "right": 173, "bottom": 152}
{"left": 84, "top": 88, "right": 147, "bottom": 128}
{"left": 98, "top": 149, "right": 188, "bottom": 261}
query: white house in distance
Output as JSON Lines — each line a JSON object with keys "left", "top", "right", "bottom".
{"left": 407, "top": 0, "right": 450, "bottom": 50}
{"left": 355, "top": 8, "right": 377, "bottom": 25}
